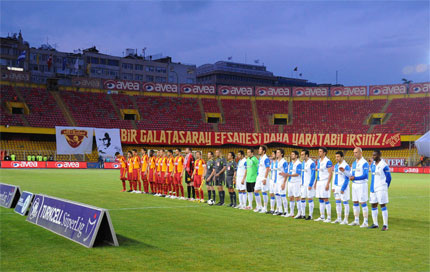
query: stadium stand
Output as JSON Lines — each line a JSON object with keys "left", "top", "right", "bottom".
{"left": 285, "top": 100, "right": 386, "bottom": 134}
{"left": 256, "top": 100, "right": 289, "bottom": 133}
{"left": 0, "top": 85, "right": 25, "bottom": 126}
{"left": 218, "top": 99, "right": 255, "bottom": 133}
{"left": 372, "top": 98, "right": 430, "bottom": 134}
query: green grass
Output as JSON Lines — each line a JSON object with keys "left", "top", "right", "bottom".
{"left": 1, "top": 169, "right": 429, "bottom": 271}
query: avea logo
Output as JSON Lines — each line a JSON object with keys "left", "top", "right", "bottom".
{"left": 413, "top": 87, "right": 421, "bottom": 93}
{"left": 258, "top": 89, "right": 267, "bottom": 96}
{"left": 296, "top": 90, "right": 304, "bottom": 96}
{"left": 334, "top": 90, "right": 342, "bottom": 96}
{"left": 144, "top": 83, "right": 155, "bottom": 92}
{"left": 182, "top": 86, "right": 192, "bottom": 93}
{"left": 222, "top": 89, "right": 230, "bottom": 95}
{"left": 56, "top": 163, "right": 63, "bottom": 168}
{"left": 13, "top": 163, "right": 19, "bottom": 167}
{"left": 114, "top": 164, "right": 120, "bottom": 168}
{"left": 373, "top": 89, "right": 381, "bottom": 95}
{"left": 104, "top": 80, "right": 116, "bottom": 89}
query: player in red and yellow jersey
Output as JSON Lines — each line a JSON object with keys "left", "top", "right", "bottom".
{"left": 174, "top": 148, "right": 185, "bottom": 199}
{"left": 160, "top": 150, "right": 168, "bottom": 196}
{"left": 192, "top": 151, "right": 205, "bottom": 202}
{"left": 132, "top": 149, "right": 141, "bottom": 193}
{"left": 166, "top": 150, "right": 175, "bottom": 198}
{"left": 148, "top": 150, "right": 156, "bottom": 194}
{"left": 156, "top": 150, "right": 163, "bottom": 196}
{"left": 115, "top": 152, "right": 128, "bottom": 192}
{"left": 140, "top": 148, "right": 149, "bottom": 194}
{"left": 127, "top": 151, "right": 134, "bottom": 192}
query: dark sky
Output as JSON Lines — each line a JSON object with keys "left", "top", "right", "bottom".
{"left": 1, "top": 0, "right": 429, "bottom": 85}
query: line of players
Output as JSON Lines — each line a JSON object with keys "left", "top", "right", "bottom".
{"left": 115, "top": 145, "right": 392, "bottom": 231}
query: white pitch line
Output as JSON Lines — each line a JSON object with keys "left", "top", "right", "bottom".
{"left": 108, "top": 205, "right": 206, "bottom": 211}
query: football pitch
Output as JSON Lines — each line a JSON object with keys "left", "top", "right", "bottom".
{"left": 1, "top": 169, "right": 429, "bottom": 271}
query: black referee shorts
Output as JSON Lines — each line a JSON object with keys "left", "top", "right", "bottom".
{"left": 246, "top": 182, "right": 256, "bottom": 193}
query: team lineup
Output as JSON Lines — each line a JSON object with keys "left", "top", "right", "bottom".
{"left": 115, "top": 145, "right": 392, "bottom": 231}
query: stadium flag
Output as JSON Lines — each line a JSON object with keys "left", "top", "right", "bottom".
{"left": 62, "top": 57, "right": 67, "bottom": 71}
{"left": 47, "top": 55, "right": 53, "bottom": 71}
{"left": 17, "top": 50, "right": 26, "bottom": 62}
{"left": 95, "top": 128, "right": 122, "bottom": 160}
{"left": 293, "top": 67, "right": 298, "bottom": 71}
{"left": 87, "top": 63, "right": 91, "bottom": 75}
{"left": 36, "top": 54, "right": 39, "bottom": 65}
{"left": 55, "top": 126, "right": 94, "bottom": 154}
{"left": 74, "top": 58, "right": 79, "bottom": 73}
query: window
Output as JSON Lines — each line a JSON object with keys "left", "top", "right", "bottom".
{"left": 207, "top": 117, "right": 220, "bottom": 124}
{"left": 155, "top": 76, "right": 166, "bottom": 83}
{"left": 135, "top": 74, "right": 143, "bottom": 81}
{"left": 122, "top": 63, "right": 133, "bottom": 69}
{"left": 145, "top": 66, "right": 154, "bottom": 72}
{"left": 168, "top": 75, "right": 175, "bottom": 83}
{"left": 91, "top": 57, "right": 99, "bottom": 64}
{"left": 146, "top": 75, "right": 154, "bottom": 82}
{"left": 274, "top": 117, "right": 287, "bottom": 125}
{"left": 156, "top": 67, "right": 166, "bottom": 73}
{"left": 135, "top": 64, "right": 143, "bottom": 70}
{"left": 122, "top": 73, "right": 133, "bottom": 80}
{"left": 108, "top": 59, "right": 119, "bottom": 66}
{"left": 100, "top": 58, "right": 106, "bottom": 65}
{"left": 186, "top": 78, "right": 194, "bottom": 84}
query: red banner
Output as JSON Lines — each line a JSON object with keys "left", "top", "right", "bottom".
{"left": 218, "top": 85, "right": 253, "bottom": 96}
{"left": 390, "top": 167, "right": 430, "bottom": 174}
{"left": 46, "top": 161, "right": 87, "bottom": 169}
{"left": 369, "top": 84, "right": 407, "bottom": 96}
{"left": 143, "top": 82, "right": 178, "bottom": 93}
{"left": 255, "top": 86, "right": 291, "bottom": 97}
{"left": 72, "top": 77, "right": 101, "bottom": 89}
{"left": 180, "top": 84, "right": 216, "bottom": 95}
{"left": 1, "top": 161, "right": 46, "bottom": 168}
{"left": 104, "top": 162, "right": 121, "bottom": 169}
{"left": 103, "top": 79, "right": 141, "bottom": 91}
{"left": 120, "top": 129, "right": 401, "bottom": 148}
{"left": 330, "top": 86, "right": 367, "bottom": 97}
{"left": 292, "top": 87, "right": 328, "bottom": 97}
{"left": 409, "top": 82, "right": 430, "bottom": 94}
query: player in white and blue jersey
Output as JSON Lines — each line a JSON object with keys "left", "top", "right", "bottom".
{"left": 368, "top": 150, "right": 392, "bottom": 231}
{"left": 282, "top": 151, "right": 303, "bottom": 218}
{"left": 267, "top": 150, "right": 277, "bottom": 214}
{"left": 254, "top": 145, "right": 271, "bottom": 213}
{"left": 332, "top": 151, "right": 351, "bottom": 224}
{"left": 314, "top": 147, "right": 333, "bottom": 223}
{"left": 274, "top": 149, "right": 289, "bottom": 216}
{"left": 300, "top": 149, "right": 316, "bottom": 220}
{"left": 349, "top": 147, "right": 370, "bottom": 228}
{"left": 235, "top": 150, "right": 247, "bottom": 209}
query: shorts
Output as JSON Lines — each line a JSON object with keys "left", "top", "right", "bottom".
{"left": 167, "top": 174, "right": 173, "bottom": 185}
{"left": 133, "top": 169, "right": 140, "bottom": 182}
{"left": 276, "top": 182, "right": 287, "bottom": 195}
{"left": 316, "top": 180, "right": 331, "bottom": 199}
{"left": 185, "top": 171, "right": 193, "bottom": 184}
{"left": 194, "top": 175, "right": 202, "bottom": 188}
{"left": 205, "top": 176, "right": 214, "bottom": 186}
{"left": 120, "top": 168, "right": 127, "bottom": 181}
{"left": 269, "top": 180, "right": 276, "bottom": 194}
{"left": 141, "top": 171, "right": 148, "bottom": 182}
{"left": 215, "top": 175, "right": 225, "bottom": 187}
{"left": 226, "top": 176, "right": 235, "bottom": 189}
{"left": 300, "top": 185, "right": 315, "bottom": 199}
{"left": 236, "top": 177, "right": 246, "bottom": 191}
{"left": 127, "top": 171, "right": 133, "bottom": 181}
{"left": 160, "top": 172, "right": 166, "bottom": 184}
{"left": 333, "top": 185, "right": 350, "bottom": 202}
{"left": 288, "top": 182, "right": 301, "bottom": 197}
{"left": 174, "top": 173, "right": 182, "bottom": 185}
{"left": 352, "top": 183, "right": 368, "bottom": 203}
{"left": 370, "top": 190, "right": 388, "bottom": 204}
{"left": 148, "top": 169, "right": 155, "bottom": 183}
{"left": 246, "top": 182, "right": 256, "bottom": 193}
{"left": 255, "top": 176, "right": 269, "bottom": 192}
